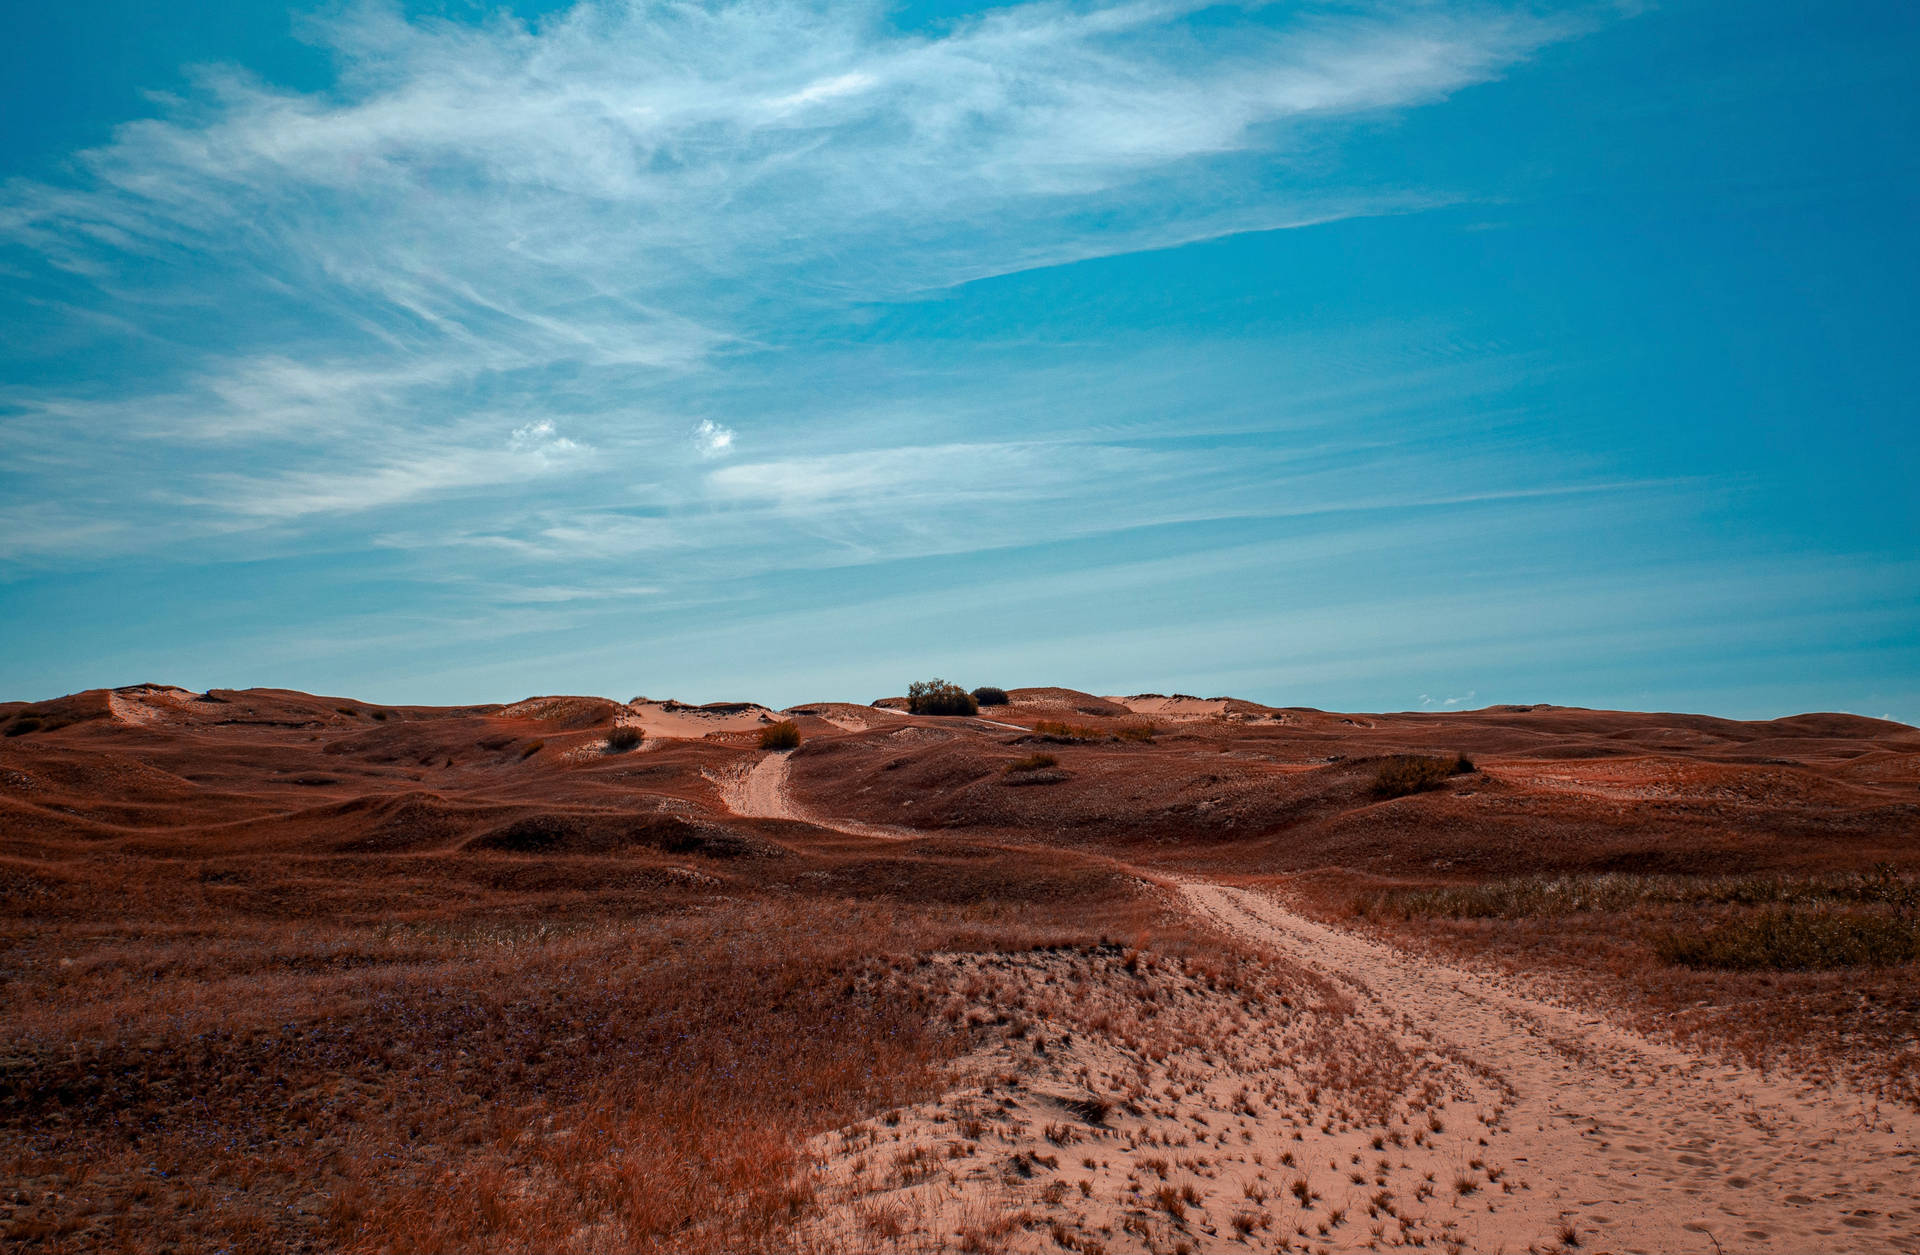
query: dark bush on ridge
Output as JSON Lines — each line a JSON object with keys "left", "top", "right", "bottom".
{"left": 908, "top": 679, "right": 978, "bottom": 717}
{"left": 760, "top": 720, "right": 802, "bottom": 750}
{"left": 971, "top": 686, "right": 1010, "bottom": 707}
{"left": 1371, "top": 753, "right": 1472, "bottom": 799}
{"left": 606, "top": 725, "right": 644, "bottom": 751}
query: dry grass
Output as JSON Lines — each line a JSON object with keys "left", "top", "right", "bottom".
{"left": 759, "top": 720, "right": 802, "bottom": 750}
{"left": 1353, "top": 867, "right": 1920, "bottom": 922}
{"left": 1318, "top": 865, "right": 1920, "bottom": 1105}
{"left": 0, "top": 838, "right": 1155, "bottom": 1253}
{"left": 1656, "top": 907, "right": 1920, "bottom": 970}
{"left": 1369, "top": 753, "right": 1471, "bottom": 799}
{"left": 1031, "top": 721, "right": 1106, "bottom": 743}
{"left": 1006, "top": 753, "right": 1060, "bottom": 774}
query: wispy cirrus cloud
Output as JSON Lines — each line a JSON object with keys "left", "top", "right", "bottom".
{"left": 0, "top": 0, "right": 1595, "bottom": 569}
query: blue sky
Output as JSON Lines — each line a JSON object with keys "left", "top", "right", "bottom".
{"left": 2, "top": 0, "right": 1915, "bottom": 719}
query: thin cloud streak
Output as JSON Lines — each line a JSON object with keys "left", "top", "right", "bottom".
{"left": 0, "top": 0, "right": 1591, "bottom": 570}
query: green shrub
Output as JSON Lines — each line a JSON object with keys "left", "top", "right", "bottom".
{"left": 606, "top": 725, "right": 644, "bottom": 751}
{"left": 907, "top": 679, "right": 978, "bottom": 717}
{"left": 1005, "top": 753, "right": 1058, "bottom": 773}
{"left": 1656, "top": 908, "right": 1920, "bottom": 970}
{"left": 1371, "top": 753, "right": 1471, "bottom": 799}
{"left": 759, "top": 720, "right": 802, "bottom": 750}
{"left": 971, "top": 686, "right": 1010, "bottom": 707}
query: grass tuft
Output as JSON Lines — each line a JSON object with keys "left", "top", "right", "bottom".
{"left": 1656, "top": 908, "right": 1920, "bottom": 970}
{"left": 1370, "top": 754, "right": 1472, "bottom": 799}
{"left": 759, "top": 721, "right": 802, "bottom": 751}
{"left": 1033, "top": 721, "right": 1105, "bottom": 743}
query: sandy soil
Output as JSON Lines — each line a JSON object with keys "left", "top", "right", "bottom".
{"left": 624, "top": 698, "right": 782, "bottom": 739}
{"left": 1177, "top": 883, "right": 1920, "bottom": 1254}
{"left": 799, "top": 885, "right": 1920, "bottom": 1254}
{"left": 721, "top": 750, "right": 915, "bottom": 840}
{"left": 1112, "top": 696, "right": 1233, "bottom": 722}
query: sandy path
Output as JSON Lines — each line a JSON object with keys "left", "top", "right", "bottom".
{"left": 719, "top": 752, "right": 914, "bottom": 840}
{"left": 1180, "top": 882, "right": 1920, "bottom": 1254}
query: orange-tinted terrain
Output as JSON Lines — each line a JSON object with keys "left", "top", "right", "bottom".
{"left": 4, "top": 684, "right": 1917, "bottom": 1253}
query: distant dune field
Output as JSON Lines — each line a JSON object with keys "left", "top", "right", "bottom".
{"left": 3, "top": 684, "right": 1917, "bottom": 1252}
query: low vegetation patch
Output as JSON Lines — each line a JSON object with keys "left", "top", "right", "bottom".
{"left": 1656, "top": 908, "right": 1920, "bottom": 971}
{"left": 1116, "top": 722, "right": 1156, "bottom": 743}
{"left": 1354, "top": 867, "right": 1920, "bottom": 922}
{"left": 606, "top": 725, "right": 644, "bottom": 751}
{"left": 908, "top": 679, "right": 978, "bottom": 717}
{"left": 760, "top": 720, "right": 802, "bottom": 750}
{"left": 1370, "top": 753, "right": 1472, "bottom": 799}
{"left": 1032, "top": 720, "right": 1105, "bottom": 743}
{"left": 1005, "top": 753, "right": 1059, "bottom": 773}
{"left": 970, "top": 686, "right": 1010, "bottom": 707}
{"left": 519, "top": 739, "right": 545, "bottom": 759}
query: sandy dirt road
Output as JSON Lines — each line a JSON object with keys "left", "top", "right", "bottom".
{"left": 1180, "top": 882, "right": 1920, "bottom": 1254}
{"left": 719, "top": 751, "right": 914, "bottom": 839}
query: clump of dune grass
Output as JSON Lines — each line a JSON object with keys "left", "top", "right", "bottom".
{"left": 1369, "top": 754, "right": 1472, "bottom": 799}
{"left": 1005, "top": 753, "right": 1058, "bottom": 774}
{"left": 760, "top": 721, "right": 802, "bottom": 750}
{"left": 606, "top": 725, "right": 644, "bottom": 751}
{"left": 1032, "top": 720, "right": 1104, "bottom": 743}
{"left": 1354, "top": 867, "right": 1920, "bottom": 922}
{"left": 1656, "top": 908, "right": 1920, "bottom": 970}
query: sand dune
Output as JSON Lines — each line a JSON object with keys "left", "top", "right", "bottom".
{"left": 2, "top": 681, "right": 1915, "bottom": 1252}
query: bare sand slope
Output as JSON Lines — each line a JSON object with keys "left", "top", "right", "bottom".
{"left": 1181, "top": 883, "right": 1920, "bottom": 1254}
{"left": 721, "top": 750, "right": 914, "bottom": 840}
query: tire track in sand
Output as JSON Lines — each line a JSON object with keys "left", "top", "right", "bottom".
{"left": 1180, "top": 881, "right": 1920, "bottom": 1254}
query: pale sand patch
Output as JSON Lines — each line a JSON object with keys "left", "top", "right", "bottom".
{"left": 786, "top": 702, "right": 909, "bottom": 733}
{"left": 104, "top": 686, "right": 197, "bottom": 726}
{"left": 801, "top": 943, "right": 1517, "bottom": 1254}
{"left": 718, "top": 751, "right": 914, "bottom": 840}
{"left": 1110, "top": 696, "right": 1234, "bottom": 722}
{"left": 625, "top": 699, "right": 781, "bottom": 739}
{"left": 796, "top": 887, "right": 1920, "bottom": 1254}
{"left": 1178, "top": 883, "right": 1920, "bottom": 1254}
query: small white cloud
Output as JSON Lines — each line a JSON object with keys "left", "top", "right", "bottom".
{"left": 693, "top": 418, "right": 735, "bottom": 458}
{"left": 511, "top": 419, "right": 578, "bottom": 454}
